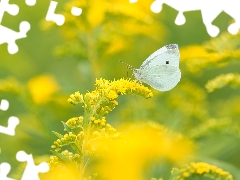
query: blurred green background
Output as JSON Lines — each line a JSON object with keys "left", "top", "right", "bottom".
{"left": 1, "top": 0, "right": 240, "bottom": 179}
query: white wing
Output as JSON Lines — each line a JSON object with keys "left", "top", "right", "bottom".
{"left": 140, "top": 65, "right": 181, "bottom": 91}
{"left": 140, "top": 44, "right": 180, "bottom": 68}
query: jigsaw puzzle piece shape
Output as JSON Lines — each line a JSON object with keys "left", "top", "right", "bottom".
{"left": 46, "top": 1, "right": 65, "bottom": 26}
{"left": 0, "top": 99, "right": 9, "bottom": 111}
{"left": 223, "top": 0, "right": 240, "bottom": 35}
{"left": 150, "top": 0, "right": 162, "bottom": 13}
{"left": 71, "top": 7, "right": 82, "bottom": 16}
{"left": 0, "top": 162, "right": 15, "bottom": 180}
{"left": 25, "top": 0, "right": 36, "bottom": 6}
{"left": 129, "top": 0, "right": 138, "bottom": 3}
{"left": 0, "top": 116, "right": 19, "bottom": 136}
{"left": 0, "top": 21, "right": 30, "bottom": 54}
{"left": 0, "top": 0, "right": 19, "bottom": 23}
{"left": 201, "top": 6, "right": 221, "bottom": 37}
{"left": 175, "top": 12, "right": 186, "bottom": 25}
{"left": 16, "top": 151, "right": 49, "bottom": 180}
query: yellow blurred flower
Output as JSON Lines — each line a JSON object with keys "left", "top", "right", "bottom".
{"left": 205, "top": 73, "right": 240, "bottom": 92}
{"left": 42, "top": 161, "right": 81, "bottom": 180}
{"left": 27, "top": 74, "right": 59, "bottom": 104}
{"left": 93, "top": 122, "right": 194, "bottom": 180}
{"left": 181, "top": 32, "right": 240, "bottom": 74}
{"left": 180, "top": 45, "right": 226, "bottom": 73}
{"left": 87, "top": 0, "right": 106, "bottom": 29}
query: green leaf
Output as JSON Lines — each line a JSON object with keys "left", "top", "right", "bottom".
{"left": 52, "top": 131, "right": 63, "bottom": 139}
{"left": 61, "top": 121, "right": 73, "bottom": 133}
{"left": 50, "top": 150, "right": 71, "bottom": 163}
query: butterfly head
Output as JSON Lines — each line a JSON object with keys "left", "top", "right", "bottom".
{"left": 133, "top": 69, "right": 143, "bottom": 82}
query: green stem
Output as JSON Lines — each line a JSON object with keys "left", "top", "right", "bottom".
{"left": 87, "top": 33, "right": 100, "bottom": 78}
{"left": 82, "top": 154, "right": 91, "bottom": 177}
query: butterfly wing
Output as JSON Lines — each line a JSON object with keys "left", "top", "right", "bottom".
{"left": 140, "top": 44, "right": 180, "bottom": 68}
{"left": 140, "top": 65, "right": 181, "bottom": 91}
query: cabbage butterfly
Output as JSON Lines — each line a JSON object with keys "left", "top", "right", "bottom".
{"left": 121, "top": 44, "right": 181, "bottom": 91}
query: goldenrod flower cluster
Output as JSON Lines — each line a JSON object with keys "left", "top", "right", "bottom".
{"left": 205, "top": 73, "right": 240, "bottom": 92}
{"left": 172, "top": 162, "right": 233, "bottom": 180}
{"left": 48, "top": 155, "right": 61, "bottom": 169}
{"left": 68, "top": 78, "right": 153, "bottom": 118}
{"left": 180, "top": 45, "right": 229, "bottom": 73}
{"left": 49, "top": 78, "right": 153, "bottom": 178}
{"left": 0, "top": 77, "right": 23, "bottom": 94}
{"left": 90, "top": 116, "right": 117, "bottom": 137}
{"left": 51, "top": 132, "right": 81, "bottom": 152}
{"left": 181, "top": 32, "right": 240, "bottom": 74}
{"left": 49, "top": 150, "right": 81, "bottom": 169}
{"left": 66, "top": 116, "right": 84, "bottom": 129}
{"left": 187, "top": 118, "right": 231, "bottom": 139}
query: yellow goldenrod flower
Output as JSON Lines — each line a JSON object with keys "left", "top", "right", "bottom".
{"left": 205, "top": 73, "right": 240, "bottom": 92}
{"left": 66, "top": 116, "right": 84, "bottom": 129}
{"left": 172, "top": 162, "right": 233, "bottom": 180}
{"left": 27, "top": 74, "right": 59, "bottom": 104}
{"left": 68, "top": 78, "right": 153, "bottom": 119}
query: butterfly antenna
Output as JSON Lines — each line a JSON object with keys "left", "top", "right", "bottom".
{"left": 119, "top": 60, "right": 134, "bottom": 71}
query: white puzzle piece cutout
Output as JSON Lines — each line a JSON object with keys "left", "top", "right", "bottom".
{"left": 0, "top": 0, "right": 19, "bottom": 21}
{"left": 129, "top": 0, "right": 138, "bottom": 3}
{"left": 0, "top": 151, "right": 49, "bottom": 180}
{"left": 25, "top": 0, "right": 36, "bottom": 6}
{"left": 150, "top": 0, "right": 240, "bottom": 37}
{"left": 71, "top": 7, "right": 82, "bottom": 16}
{"left": 0, "top": 99, "right": 19, "bottom": 136}
{"left": 46, "top": 1, "right": 65, "bottom": 26}
{"left": 0, "top": 21, "right": 30, "bottom": 54}
{"left": 0, "top": 116, "right": 19, "bottom": 136}
{"left": 0, "top": 162, "right": 15, "bottom": 180}
{"left": 16, "top": 151, "right": 49, "bottom": 180}
{"left": 0, "top": 99, "right": 9, "bottom": 111}
{"left": 132, "top": 0, "right": 240, "bottom": 37}
{"left": 0, "top": 0, "right": 31, "bottom": 54}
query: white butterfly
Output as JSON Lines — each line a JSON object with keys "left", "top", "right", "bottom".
{"left": 122, "top": 44, "right": 181, "bottom": 91}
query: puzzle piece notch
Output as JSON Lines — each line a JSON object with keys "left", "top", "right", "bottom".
{"left": 71, "top": 7, "right": 82, "bottom": 16}
{"left": 0, "top": 0, "right": 19, "bottom": 24}
{"left": 46, "top": 1, "right": 65, "bottom": 26}
{"left": 0, "top": 116, "right": 19, "bottom": 136}
{"left": 0, "top": 99, "right": 9, "bottom": 111}
{"left": 25, "top": 0, "right": 36, "bottom": 6}
{"left": 150, "top": 0, "right": 162, "bottom": 13}
{"left": 16, "top": 151, "right": 49, "bottom": 180}
{"left": 0, "top": 21, "right": 30, "bottom": 54}
{"left": 0, "top": 162, "right": 15, "bottom": 180}
{"left": 129, "top": 0, "right": 138, "bottom": 3}
{"left": 175, "top": 12, "right": 186, "bottom": 25}
{"left": 228, "top": 23, "right": 239, "bottom": 34}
